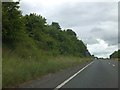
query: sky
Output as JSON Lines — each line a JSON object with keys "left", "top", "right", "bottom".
{"left": 19, "top": 0, "right": 119, "bottom": 58}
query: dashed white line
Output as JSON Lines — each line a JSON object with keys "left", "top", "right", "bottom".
{"left": 108, "top": 62, "right": 115, "bottom": 67}
{"left": 54, "top": 61, "right": 94, "bottom": 90}
{"left": 112, "top": 64, "right": 115, "bottom": 66}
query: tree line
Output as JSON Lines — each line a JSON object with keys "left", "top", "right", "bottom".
{"left": 2, "top": 2, "right": 91, "bottom": 57}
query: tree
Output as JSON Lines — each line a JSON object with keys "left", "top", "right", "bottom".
{"left": 24, "top": 13, "right": 46, "bottom": 41}
{"left": 2, "top": 2, "right": 25, "bottom": 43}
{"left": 66, "top": 29, "right": 76, "bottom": 37}
{"left": 51, "top": 22, "right": 61, "bottom": 30}
{"left": 2, "top": 2, "right": 91, "bottom": 57}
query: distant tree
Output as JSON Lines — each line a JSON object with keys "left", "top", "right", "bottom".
{"left": 51, "top": 22, "right": 61, "bottom": 30}
{"left": 66, "top": 29, "right": 76, "bottom": 36}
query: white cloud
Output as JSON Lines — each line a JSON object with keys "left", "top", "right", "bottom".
{"left": 87, "top": 39, "right": 118, "bottom": 58}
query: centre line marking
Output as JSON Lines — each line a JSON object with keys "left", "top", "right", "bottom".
{"left": 54, "top": 61, "right": 94, "bottom": 90}
{"left": 112, "top": 64, "right": 115, "bottom": 66}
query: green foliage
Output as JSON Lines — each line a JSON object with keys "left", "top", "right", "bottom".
{"left": 2, "top": 1, "right": 92, "bottom": 57}
{"left": 3, "top": 47, "right": 92, "bottom": 87}
{"left": 51, "top": 22, "right": 61, "bottom": 29}
{"left": 2, "top": 2, "right": 25, "bottom": 42}
{"left": 110, "top": 50, "right": 120, "bottom": 58}
{"left": 66, "top": 29, "right": 76, "bottom": 36}
{"left": 24, "top": 13, "right": 46, "bottom": 38}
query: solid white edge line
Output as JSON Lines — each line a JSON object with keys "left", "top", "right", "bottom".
{"left": 54, "top": 61, "right": 94, "bottom": 90}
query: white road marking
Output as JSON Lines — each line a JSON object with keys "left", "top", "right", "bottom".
{"left": 54, "top": 61, "right": 94, "bottom": 90}
{"left": 112, "top": 64, "right": 115, "bottom": 66}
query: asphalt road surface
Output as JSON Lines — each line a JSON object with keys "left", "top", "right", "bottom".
{"left": 19, "top": 59, "right": 118, "bottom": 89}
{"left": 59, "top": 59, "right": 118, "bottom": 88}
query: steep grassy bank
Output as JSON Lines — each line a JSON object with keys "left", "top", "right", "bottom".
{"left": 110, "top": 50, "right": 120, "bottom": 61}
{"left": 2, "top": 2, "right": 93, "bottom": 88}
{"left": 3, "top": 47, "right": 92, "bottom": 87}
{"left": 111, "top": 58, "right": 120, "bottom": 61}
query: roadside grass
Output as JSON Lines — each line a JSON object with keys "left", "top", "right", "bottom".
{"left": 2, "top": 48, "right": 92, "bottom": 87}
{"left": 118, "top": 58, "right": 120, "bottom": 61}
{"left": 114, "top": 58, "right": 120, "bottom": 61}
{"left": 110, "top": 58, "right": 120, "bottom": 61}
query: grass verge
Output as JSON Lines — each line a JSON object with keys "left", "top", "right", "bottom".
{"left": 3, "top": 48, "right": 92, "bottom": 87}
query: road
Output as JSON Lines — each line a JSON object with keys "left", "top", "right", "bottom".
{"left": 58, "top": 59, "right": 118, "bottom": 88}
{"left": 19, "top": 59, "right": 118, "bottom": 89}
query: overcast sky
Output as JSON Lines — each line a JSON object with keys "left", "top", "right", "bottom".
{"left": 19, "top": 0, "right": 119, "bottom": 58}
